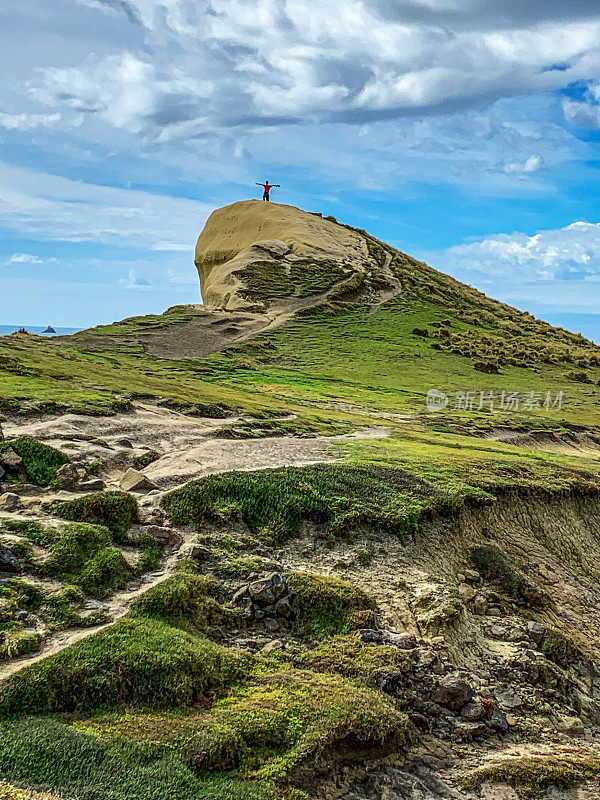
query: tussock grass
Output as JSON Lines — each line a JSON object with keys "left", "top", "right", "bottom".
{"left": 285, "top": 572, "right": 375, "bottom": 639}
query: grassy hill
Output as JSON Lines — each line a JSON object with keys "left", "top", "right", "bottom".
{"left": 2, "top": 202, "right": 600, "bottom": 799}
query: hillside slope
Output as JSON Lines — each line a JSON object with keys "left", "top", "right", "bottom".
{"left": 1, "top": 203, "right": 600, "bottom": 799}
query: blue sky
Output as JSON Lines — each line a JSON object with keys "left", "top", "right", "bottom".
{"left": 3, "top": 1, "right": 600, "bottom": 341}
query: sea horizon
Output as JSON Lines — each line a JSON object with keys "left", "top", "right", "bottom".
{"left": 0, "top": 325, "right": 81, "bottom": 337}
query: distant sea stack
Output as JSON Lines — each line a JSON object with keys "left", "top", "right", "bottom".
{"left": 42, "top": 326, "right": 56, "bottom": 334}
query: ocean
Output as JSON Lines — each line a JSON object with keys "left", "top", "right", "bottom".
{"left": 0, "top": 325, "right": 81, "bottom": 337}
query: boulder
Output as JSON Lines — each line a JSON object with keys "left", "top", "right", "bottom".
{"left": 357, "top": 628, "right": 383, "bottom": 643}
{"left": 248, "top": 572, "right": 286, "bottom": 605}
{"left": 55, "top": 462, "right": 79, "bottom": 490}
{"left": 120, "top": 468, "right": 158, "bottom": 493}
{"left": 0, "top": 492, "right": 20, "bottom": 512}
{"left": 0, "top": 544, "right": 20, "bottom": 573}
{"left": 273, "top": 596, "right": 294, "bottom": 619}
{"left": 432, "top": 674, "right": 474, "bottom": 711}
{"left": 0, "top": 448, "right": 22, "bottom": 471}
{"left": 129, "top": 524, "right": 181, "bottom": 547}
{"left": 384, "top": 632, "right": 418, "bottom": 650}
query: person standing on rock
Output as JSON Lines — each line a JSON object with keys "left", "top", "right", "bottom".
{"left": 256, "top": 181, "right": 280, "bottom": 201}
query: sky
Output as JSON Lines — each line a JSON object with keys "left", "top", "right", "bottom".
{"left": 3, "top": 1, "right": 600, "bottom": 340}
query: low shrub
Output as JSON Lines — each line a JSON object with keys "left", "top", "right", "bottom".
{"left": 50, "top": 492, "right": 139, "bottom": 538}
{"left": 0, "top": 629, "right": 41, "bottom": 661}
{"left": 78, "top": 547, "right": 133, "bottom": 598}
{"left": 294, "top": 634, "right": 413, "bottom": 686}
{"left": 131, "top": 572, "right": 237, "bottom": 631}
{"left": 72, "top": 670, "right": 410, "bottom": 781}
{"left": 0, "top": 716, "right": 282, "bottom": 800}
{"left": 463, "top": 753, "right": 600, "bottom": 799}
{"left": 162, "top": 464, "right": 443, "bottom": 545}
{"left": 285, "top": 572, "right": 375, "bottom": 639}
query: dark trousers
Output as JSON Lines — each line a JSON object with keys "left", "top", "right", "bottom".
{"left": 263, "top": 192, "right": 270, "bottom": 201}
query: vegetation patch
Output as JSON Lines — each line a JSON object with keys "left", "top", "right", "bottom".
{"left": 464, "top": 753, "right": 600, "bottom": 799}
{"left": 469, "top": 544, "right": 544, "bottom": 606}
{"left": 0, "top": 615, "right": 252, "bottom": 716}
{"left": 49, "top": 491, "right": 139, "bottom": 538}
{"left": 70, "top": 669, "right": 410, "bottom": 782}
{"left": 131, "top": 571, "right": 239, "bottom": 632}
{"left": 285, "top": 572, "right": 375, "bottom": 639}
{"left": 162, "top": 464, "right": 449, "bottom": 545}
{"left": 294, "top": 634, "right": 413, "bottom": 686}
{"left": 0, "top": 438, "right": 69, "bottom": 486}
{"left": 0, "top": 716, "right": 285, "bottom": 800}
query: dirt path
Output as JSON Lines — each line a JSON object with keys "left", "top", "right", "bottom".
{"left": 0, "top": 528, "right": 197, "bottom": 681}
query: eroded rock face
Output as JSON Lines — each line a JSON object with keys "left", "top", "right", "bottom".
{"left": 194, "top": 200, "right": 370, "bottom": 311}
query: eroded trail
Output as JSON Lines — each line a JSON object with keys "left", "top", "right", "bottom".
{"left": 0, "top": 405, "right": 389, "bottom": 680}
{"left": 0, "top": 529, "right": 197, "bottom": 681}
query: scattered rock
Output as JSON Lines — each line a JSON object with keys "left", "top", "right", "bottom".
{"left": 471, "top": 594, "right": 488, "bottom": 615}
{"left": 461, "top": 699, "right": 486, "bottom": 722}
{"left": 0, "top": 465, "right": 5, "bottom": 480}
{"left": 79, "top": 478, "right": 106, "bottom": 491}
{"left": 116, "top": 438, "right": 134, "bottom": 448}
{"left": 55, "top": 462, "right": 79, "bottom": 490}
{"left": 458, "top": 583, "right": 476, "bottom": 604}
{"left": 120, "top": 468, "right": 158, "bottom": 493}
{"left": 0, "top": 544, "right": 20, "bottom": 573}
{"left": 489, "top": 705, "right": 509, "bottom": 732}
{"left": 527, "top": 620, "right": 546, "bottom": 646}
{"left": 0, "top": 492, "right": 20, "bottom": 512}
{"left": 248, "top": 572, "right": 286, "bottom": 605}
{"left": 358, "top": 628, "right": 383, "bottom": 643}
{"left": 187, "top": 544, "right": 212, "bottom": 561}
{"left": 260, "top": 639, "right": 284, "bottom": 654}
{"left": 273, "top": 596, "right": 294, "bottom": 619}
{"left": 0, "top": 448, "right": 22, "bottom": 470}
{"left": 264, "top": 617, "right": 279, "bottom": 632}
{"left": 495, "top": 689, "right": 522, "bottom": 709}
{"left": 432, "top": 674, "right": 474, "bottom": 711}
{"left": 384, "top": 632, "right": 418, "bottom": 650}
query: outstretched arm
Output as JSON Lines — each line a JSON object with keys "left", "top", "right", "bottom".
{"left": 255, "top": 182, "right": 264, "bottom": 186}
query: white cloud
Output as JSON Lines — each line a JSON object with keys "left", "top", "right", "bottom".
{"left": 0, "top": 161, "right": 212, "bottom": 250}
{"left": 439, "top": 220, "right": 600, "bottom": 282}
{"left": 7, "top": 253, "right": 44, "bottom": 264}
{"left": 0, "top": 112, "right": 61, "bottom": 131}
{"left": 119, "top": 267, "right": 152, "bottom": 289}
{"left": 21, "top": 2, "right": 600, "bottom": 141}
{"left": 504, "top": 154, "right": 545, "bottom": 173}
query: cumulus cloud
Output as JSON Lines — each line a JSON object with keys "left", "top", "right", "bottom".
{"left": 22, "top": 0, "right": 600, "bottom": 141}
{"left": 7, "top": 253, "right": 45, "bottom": 264}
{"left": 563, "top": 82, "right": 600, "bottom": 128}
{"left": 503, "top": 154, "right": 545, "bottom": 173}
{"left": 440, "top": 221, "right": 600, "bottom": 282}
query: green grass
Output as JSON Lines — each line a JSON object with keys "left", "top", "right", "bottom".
{"left": 49, "top": 491, "right": 140, "bottom": 539}
{"left": 70, "top": 669, "right": 410, "bottom": 782}
{"left": 464, "top": 753, "right": 600, "bottom": 799}
{"left": 162, "top": 463, "right": 453, "bottom": 546}
{"left": 0, "top": 616, "right": 252, "bottom": 716}
{"left": 0, "top": 716, "right": 288, "bottom": 800}
{"left": 294, "top": 634, "right": 413, "bottom": 686}
{"left": 0, "top": 437, "right": 69, "bottom": 486}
